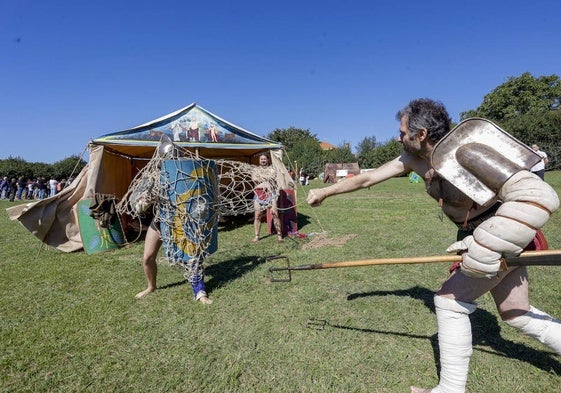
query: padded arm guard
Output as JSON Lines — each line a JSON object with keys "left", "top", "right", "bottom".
{"left": 459, "top": 171, "right": 559, "bottom": 277}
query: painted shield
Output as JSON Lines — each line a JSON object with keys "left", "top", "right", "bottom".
{"left": 78, "top": 199, "right": 125, "bottom": 255}
{"left": 159, "top": 158, "right": 219, "bottom": 264}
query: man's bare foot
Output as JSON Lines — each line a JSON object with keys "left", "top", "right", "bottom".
{"left": 135, "top": 288, "right": 155, "bottom": 299}
{"left": 197, "top": 296, "right": 213, "bottom": 304}
{"left": 252, "top": 236, "right": 259, "bottom": 243}
{"left": 277, "top": 235, "right": 283, "bottom": 242}
{"left": 410, "top": 387, "right": 431, "bottom": 393}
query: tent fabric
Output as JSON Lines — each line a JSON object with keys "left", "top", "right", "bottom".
{"left": 6, "top": 145, "right": 103, "bottom": 252}
{"left": 92, "top": 103, "right": 282, "bottom": 159}
{"left": 7, "top": 103, "right": 290, "bottom": 252}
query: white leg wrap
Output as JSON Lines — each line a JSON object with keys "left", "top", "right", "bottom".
{"left": 432, "top": 295, "right": 477, "bottom": 393}
{"left": 504, "top": 306, "right": 561, "bottom": 354}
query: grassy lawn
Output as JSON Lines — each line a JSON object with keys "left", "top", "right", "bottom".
{"left": 1, "top": 172, "right": 560, "bottom": 392}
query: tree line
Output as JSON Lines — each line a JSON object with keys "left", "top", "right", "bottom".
{"left": 268, "top": 72, "right": 560, "bottom": 178}
{"left": 0, "top": 155, "right": 87, "bottom": 181}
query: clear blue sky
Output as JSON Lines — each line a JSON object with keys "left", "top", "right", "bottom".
{"left": 1, "top": 0, "right": 559, "bottom": 163}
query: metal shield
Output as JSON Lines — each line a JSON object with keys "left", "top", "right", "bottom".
{"left": 431, "top": 118, "right": 541, "bottom": 206}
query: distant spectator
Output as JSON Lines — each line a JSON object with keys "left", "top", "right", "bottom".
{"left": 16, "top": 177, "right": 26, "bottom": 200}
{"left": 26, "top": 179, "right": 34, "bottom": 200}
{"left": 49, "top": 177, "right": 58, "bottom": 198}
{"left": 8, "top": 178, "right": 17, "bottom": 202}
{"left": 0, "top": 176, "right": 8, "bottom": 199}
{"left": 530, "top": 144, "right": 549, "bottom": 180}
{"left": 299, "top": 168, "right": 309, "bottom": 186}
{"left": 57, "top": 178, "right": 67, "bottom": 193}
{"left": 37, "top": 177, "right": 47, "bottom": 200}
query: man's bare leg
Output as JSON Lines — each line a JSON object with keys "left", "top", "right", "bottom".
{"left": 253, "top": 203, "right": 264, "bottom": 242}
{"left": 135, "top": 224, "right": 162, "bottom": 299}
{"left": 271, "top": 205, "right": 283, "bottom": 242}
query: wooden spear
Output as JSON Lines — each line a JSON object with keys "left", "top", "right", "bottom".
{"left": 268, "top": 250, "right": 561, "bottom": 282}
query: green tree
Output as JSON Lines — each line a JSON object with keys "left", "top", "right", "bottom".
{"left": 29, "top": 162, "right": 53, "bottom": 179}
{"left": 461, "top": 72, "right": 561, "bottom": 169}
{"left": 461, "top": 72, "right": 561, "bottom": 121}
{"left": 323, "top": 144, "right": 356, "bottom": 165}
{"left": 355, "top": 136, "right": 377, "bottom": 168}
{"left": 0, "top": 155, "right": 87, "bottom": 180}
{"left": 0, "top": 157, "right": 33, "bottom": 179}
{"left": 500, "top": 109, "right": 561, "bottom": 170}
{"left": 267, "top": 127, "right": 319, "bottom": 150}
{"left": 267, "top": 127, "right": 324, "bottom": 177}
{"left": 290, "top": 138, "right": 324, "bottom": 178}
{"left": 355, "top": 138, "right": 402, "bottom": 169}
{"left": 368, "top": 139, "right": 402, "bottom": 168}
{"left": 52, "top": 155, "right": 87, "bottom": 179}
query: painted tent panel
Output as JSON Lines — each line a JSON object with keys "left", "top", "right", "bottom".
{"left": 94, "top": 104, "right": 280, "bottom": 151}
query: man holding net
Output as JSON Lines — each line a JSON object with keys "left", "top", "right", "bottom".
{"left": 307, "top": 98, "right": 561, "bottom": 393}
{"left": 120, "top": 138, "right": 216, "bottom": 304}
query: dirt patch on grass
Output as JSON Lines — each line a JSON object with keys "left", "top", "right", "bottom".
{"left": 302, "top": 232, "right": 357, "bottom": 250}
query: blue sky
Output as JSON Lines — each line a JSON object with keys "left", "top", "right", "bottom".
{"left": 1, "top": 0, "right": 559, "bottom": 163}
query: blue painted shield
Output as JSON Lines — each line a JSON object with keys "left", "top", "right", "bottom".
{"left": 159, "top": 159, "right": 218, "bottom": 264}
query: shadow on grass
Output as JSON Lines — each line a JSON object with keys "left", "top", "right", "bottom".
{"left": 297, "top": 213, "right": 313, "bottom": 231}
{"left": 217, "top": 213, "right": 253, "bottom": 232}
{"left": 341, "top": 286, "right": 561, "bottom": 375}
{"left": 205, "top": 255, "right": 264, "bottom": 292}
{"left": 156, "top": 255, "right": 270, "bottom": 293}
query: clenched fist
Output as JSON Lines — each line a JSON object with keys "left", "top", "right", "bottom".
{"left": 307, "top": 188, "right": 326, "bottom": 207}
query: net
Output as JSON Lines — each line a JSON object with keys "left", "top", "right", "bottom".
{"left": 116, "top": 136, "right": 282, "bottom": 279}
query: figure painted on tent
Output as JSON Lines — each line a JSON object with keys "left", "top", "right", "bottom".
{"left": 170, "top": 120, "right": 183, "bottom": 142}
{"left": 208, "top": 123, "right": 219, "bottom": 142}
{"left": 252, "top": 153, "right": 282, "bottom": 242}
{"left": 187, "top": 118, "right": 200, "bottom": 141}
{"left": 306, "top": 98, "right": 561, "bottom": 393}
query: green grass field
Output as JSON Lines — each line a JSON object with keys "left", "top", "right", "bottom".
{"left": 2, "top": 172, "right": 560, "bottom": 392}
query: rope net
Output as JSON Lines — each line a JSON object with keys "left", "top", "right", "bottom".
{"left": 116, "top": 137, "right": 281, "bottom": 280}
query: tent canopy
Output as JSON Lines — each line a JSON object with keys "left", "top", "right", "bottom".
{"left": 92, "top": 103, "right": 282, "bottom": 160}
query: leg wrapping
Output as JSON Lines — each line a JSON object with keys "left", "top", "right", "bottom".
{"left": 504, "top": 306, "right": 561, "bottom": 354}
{"left": 432, "top": 295, "right": 477, "bottom": 393}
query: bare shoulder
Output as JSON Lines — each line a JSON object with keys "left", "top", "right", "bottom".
{"left": 399, "top": 153, "right": 429, "bottom": 176}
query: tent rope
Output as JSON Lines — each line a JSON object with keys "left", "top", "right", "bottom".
{"left": 282, "top": 150, "right": 327, "bottom": 234}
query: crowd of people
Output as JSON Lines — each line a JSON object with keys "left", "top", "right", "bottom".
{"left": 0, "top": 176, "right": 73, "bottom": 201}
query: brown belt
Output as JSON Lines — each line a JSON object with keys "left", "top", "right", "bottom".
{"left": 455, "top": 202, "right": 501, "bottom": 232}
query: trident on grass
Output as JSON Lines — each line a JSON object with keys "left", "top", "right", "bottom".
{"left": 267, "top": 250, "right": 561, "bottom": 282}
